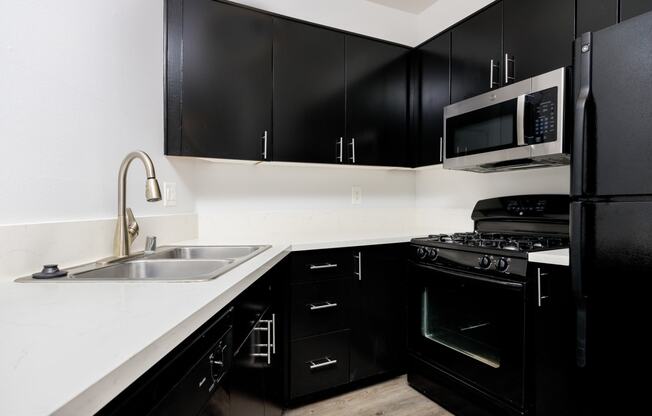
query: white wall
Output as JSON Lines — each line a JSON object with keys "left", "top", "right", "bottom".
{"left": 415, "top": 166, "right": 570, "bottom": 232}
{"left": 0, "top": 0, "right": 195, "bottom": 224}
{"left": 171, "top": 158, "right": 417, "bottom": 243}
{"left": 231, "top": 0, "right": 419, "bottom": 45}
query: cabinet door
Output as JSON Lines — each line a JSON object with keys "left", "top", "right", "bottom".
{"left": 503, "top": 0, "right": 575, "bottom": 83}
{"left": 577, "top": 0, "right": 618, "bottom": 34}
{"left": 620, "top": 0, "right": 652, "bottom": 21}
{"left": 229, "top": 324, "right": 266, "bottom": 416}
{"left": 417, "top": 32, "right": 450, "bottom": 167}
{"left": 170, "top": 0, "right": 272, "bottom": 160}
{"left": 345, "top": 36, "right": 409, "bottom": 167}
{"left": 350, "top": 245, "right": 406, "bottom": 382}
{"left": 273, "top": 19, "right": 345, "bottom": 164}
{"left": 450, "top": 3, "right": 502, "bottom": 103}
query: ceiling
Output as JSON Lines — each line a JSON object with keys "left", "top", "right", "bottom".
{"left": 365, "top": 0, "right": 439, "bottom": 14}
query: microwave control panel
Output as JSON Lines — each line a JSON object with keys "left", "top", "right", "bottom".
{"left": 524, "top": 87, "right": 558, "bottom": 144}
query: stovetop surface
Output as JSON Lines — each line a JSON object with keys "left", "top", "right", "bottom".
{"left": 411, "top": 232, "right": 569, "bottom": 254}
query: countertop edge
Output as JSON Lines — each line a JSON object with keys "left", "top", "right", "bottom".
{"left": 528, "top": 249, "right": 570, "bottom": 266}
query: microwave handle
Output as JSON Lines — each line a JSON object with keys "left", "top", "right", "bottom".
{"left": 516, "top": 95, "right": 526, "bottom": 146}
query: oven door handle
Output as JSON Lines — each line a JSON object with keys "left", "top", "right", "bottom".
{"left": 410, "top": 261, "right": 524, "bottom": 289}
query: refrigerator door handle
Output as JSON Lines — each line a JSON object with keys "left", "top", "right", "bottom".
{"left": 572, "top": 32, "right": 593, "bottom": 197}
{"left": 571, "top": 202, "right": 588, "bottom": 368}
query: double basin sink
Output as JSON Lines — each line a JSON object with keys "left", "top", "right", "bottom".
{"left": 18, "top": 246, "right": 271, "bottom": 283}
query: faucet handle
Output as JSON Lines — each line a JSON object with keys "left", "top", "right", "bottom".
{"left": 126, "top": 208, "right": 139, "bottom": 242}
{"left": 145, "top": 236, "right": 157, "bottom": 254}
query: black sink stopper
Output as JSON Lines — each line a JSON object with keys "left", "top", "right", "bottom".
{"left": 32, "top": 264, "right": 68, "bottom": 279}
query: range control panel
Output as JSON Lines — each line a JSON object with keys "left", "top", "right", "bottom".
{"left": 525, "top": 87, "right": 558, "bottom": 144}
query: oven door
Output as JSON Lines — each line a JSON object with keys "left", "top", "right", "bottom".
{"left": 408, "top": 261, "right": 527, "bottom": 409}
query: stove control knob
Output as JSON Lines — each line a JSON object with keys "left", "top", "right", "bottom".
{"left": 479, "top": 256, "right": 491, "bottom": 269}
{"left": 497, "top": 258, "right": 510, "bottom": 272}
{"left": 416, "top": 247, "right": 428, "bottom": 260}
{"left": 427, "top": 248, "right": 439, "bottom": 261}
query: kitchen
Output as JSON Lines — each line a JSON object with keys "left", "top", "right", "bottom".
{"left": 1, "top": 0, "right": 650, "bottom": 414}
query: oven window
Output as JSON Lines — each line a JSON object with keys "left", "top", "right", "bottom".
{"left": 421, "top": 285, "right": 502, "bottom": 369}
{"left": 446, "top": 99, "right": 517, "bottom": 158}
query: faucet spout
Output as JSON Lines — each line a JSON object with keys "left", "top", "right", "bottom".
{"left": 113, "top": 151, "right": 162, "bottom": 258}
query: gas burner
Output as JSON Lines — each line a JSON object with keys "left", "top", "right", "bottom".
{"left": 418, "top": 232, "right": 568, "bottom": 253}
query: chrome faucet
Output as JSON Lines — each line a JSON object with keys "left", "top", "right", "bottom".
{"left": 113, "top": 151, "right": 162, "bottom": 258}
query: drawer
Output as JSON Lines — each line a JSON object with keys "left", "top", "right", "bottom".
{"left": 291, "top": 279, "right": 351, "bottom": 339}
{"left": 290, "top": 330, "right": 350, "bottom": 398}
{"left": 291, "top": 249, "right": 354, "bottom": 283}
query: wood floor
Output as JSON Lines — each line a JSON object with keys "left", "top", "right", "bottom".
{"left": 284, "top": 375, "right": 453, "bottom": 416}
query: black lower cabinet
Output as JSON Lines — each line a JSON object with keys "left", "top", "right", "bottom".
{"left": 350, "top": 245, "right": 406, "bottom": 381}
{"left": 620, "top": 0, "right": 652, "bottom": 21}
{"left": 283, "top": 245, "right": 407, "bottom": 406}
{"left": 290, "top": 330, "right": 351, "bottom": 398}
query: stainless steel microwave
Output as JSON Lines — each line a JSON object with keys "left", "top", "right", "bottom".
{"left": 443, "top": 67, "right": 570, "bottom": 172}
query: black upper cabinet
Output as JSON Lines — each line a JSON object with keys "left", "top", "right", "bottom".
{"left": 503, "top": 0, "right": 575, "bottom": 83}
{"left": 620, "top": 0, "right": 652, "bottom": 21}
{"left": 416, "top": 32, "right": 450, "bottom": 167}
{"left": 273, "top": 19, "right": 345, "bottom": 164}
{"left": 577, "top": 0, "right": 618, "bottom": 34}
{"left": 350, "top": 245, "right": 406, "bottom": 382}
{"left": 451, "top": 3, "right": 502, "bottom": 103}
{"left": 167, "top": 0, "right": 272, "bottom": 160}
{"left": 345, "top": 36, "right": 409, "bottom": 167}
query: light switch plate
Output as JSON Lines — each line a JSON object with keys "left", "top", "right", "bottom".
{"left": 351, "top": 186, "right": 362, "bottom": 205}
{"left": 163, "top": 182, "right": 177, "bottom": 207}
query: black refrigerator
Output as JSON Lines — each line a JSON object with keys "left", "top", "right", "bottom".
{"left": 572, "top": 11, "right": 652, "bottom": 415}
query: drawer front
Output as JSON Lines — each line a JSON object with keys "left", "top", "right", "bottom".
{"left": 290, "top": 330, "right": 350, "bottom": 398}
{"left": 291, "top": 249, "right": 354, "bottom": 283}
{"left": 291, "top": 279, "right": 351, "bottom": 339}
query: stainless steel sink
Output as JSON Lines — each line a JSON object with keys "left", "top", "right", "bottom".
{"left": 16, "top": 245, "right": 271, "bottom": 283}
{"left": 71, "top": 259, "right": 234, "bottom": 281}
{"left": 146, "top": 246, "right": 262, "bottom": 260}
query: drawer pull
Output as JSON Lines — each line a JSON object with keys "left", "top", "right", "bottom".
{"left": 309, "top": 263, "right": 338, "bottom": 270}
{"left": 308, "top": 301, "right": 338, "bottom": 311}
{"left": 308, "top": 357, "right": 338, "bottom": 370}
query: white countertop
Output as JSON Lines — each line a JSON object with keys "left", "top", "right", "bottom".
{"left": 528, "top": 248, "right": 569, "bottom": 266}
{"left": 0, "top": 234, "right": 567, "bottom": 416}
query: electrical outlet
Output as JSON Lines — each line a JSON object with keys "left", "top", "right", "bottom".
{"left": 351, "top": 186, "right": 362, "bottom": 205}
{"left": 163, "top": 182, "right": 177, "bottom": 207}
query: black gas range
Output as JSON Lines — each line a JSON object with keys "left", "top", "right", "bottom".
{"left": 407, "top": 195, "right": 571, "bottom": 416}
{"left": 410, "top": 195, "right": 569, "bottom": 279}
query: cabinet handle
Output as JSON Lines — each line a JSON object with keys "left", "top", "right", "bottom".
{"left": 336, "top": 138, "right": 343, "bottom": 163}
{"left": 271, "top": 313, "right": 276, "bottom": 355}
{"left": 261, "top": 130, "right": 268, "bottom": 160}
{"left": 348, "top": 138, "right": 356, "bottom": 164}
{"left": 537, "top": 268, "right": 550, "bottom": 307}
{"left": 489, "top": 59, "right": 499, "bottom": 89}
{"left": 253, "top": 319, "right": 272, "bottom": 364}
{"left": 308, "top": 357, "right": 338, "bottom": 370}
{"left": 354, "top": 251, "right": 362, "bottom": 280}
{"left": 505, "top": 54, "right": 515, "bottom": 84}
{"left": 309, "top": 263, "right": 338, "bottom": 270}
{"left": 308, "top": 301, "right": 338, "bottom": 311}
{"left": 439, "top": 137, "right": 444, "bottom": 163}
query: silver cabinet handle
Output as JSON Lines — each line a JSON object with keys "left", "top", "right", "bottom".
{"left": 309, "top": 263, "right": 338, "bottom": 270}
{"left": 308, "top": 357, "right": 338, "bottom": 370}
{"left": 336, "top": 138, "right": 343, "bottom": 163}
{"left": 261, "top": 130, "right": 268, "bottom": 160}
{"left": 490, "top": 59, "right": 499, "bottom": 88}
{"left": 439, "top": 137, "right": 444, "bottom": 163}
{"left": 348, "top": 138, "right": 356, "bottom": 164}
{"left": 537, "top": 268, "right": 549, "bottom": 307}
{"left": 252, "top": 319, "right": 272, "bottom": 364}
{"left": 271, "top": 313, "right": 276, "bottom": 355}
{"left": 308, "top": 301, "right": 338, "bottom": 311}
{"left": 354, "top": 251, "right": 362, "bottom": 280}
{"left": 505, "top": 54, "right": 515, "bottom": 84}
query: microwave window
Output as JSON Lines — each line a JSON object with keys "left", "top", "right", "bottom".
{"left": 446, "top": 100, "right": 517, "bottom": 158}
